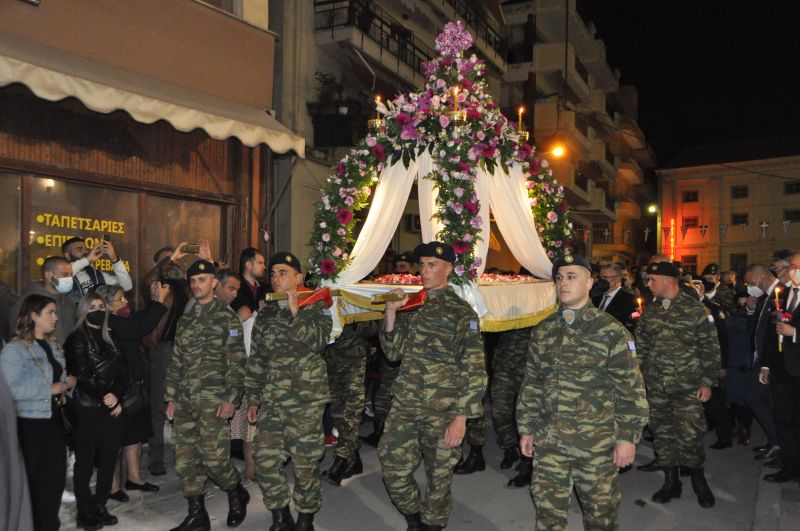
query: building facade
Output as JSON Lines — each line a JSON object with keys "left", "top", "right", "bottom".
{"left": 657, "top": 139, "right": 800, "bottom": 276}
{"left": 0, "top": 0, "right": 302, "bottom": 297}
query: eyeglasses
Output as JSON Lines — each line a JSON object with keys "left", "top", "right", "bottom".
{"left": 599, "top": 275, "right": 618, "bottom": 281}
{"left": 112, "top": 296, "right": 127, "bottom": 303}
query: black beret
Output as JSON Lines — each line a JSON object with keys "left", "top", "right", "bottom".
{"left": 551, "top": 254, "right": 591, "bottom": 279}
{"left": 647, "top": 261, "right": 681, "bottom": 278}
{"left": 701, "top": 263, "right": 720, "bottom": 276}
{"left": 268, "top": 251, "right": 302, "bottom": 273}
{"left": 187, "top": 259, "right": 216, "bottom": 278}
{"left": 393, "top": 252, "right": 413, "bottom": 265}
{"left": 413, "top": 242, "right": 455, "bottom": 263}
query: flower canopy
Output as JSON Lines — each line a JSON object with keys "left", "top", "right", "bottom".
{"left": 307, "top": 22, "right": 574, "bottom": 286}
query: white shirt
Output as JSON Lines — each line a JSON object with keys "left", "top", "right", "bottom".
{"left": 600, "top": 286, "right": 622, "bottom": 310}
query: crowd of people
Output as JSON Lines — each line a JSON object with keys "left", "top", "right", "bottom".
{"left": 1, "top": 236, "right": 799, "bottom": 531}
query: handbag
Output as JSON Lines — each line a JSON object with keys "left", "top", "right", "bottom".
{"left": 122, "top": 379, "right": 148, "bottom": 413}
{"left": 55, "top": 393, "right": 78, "bottom": 435}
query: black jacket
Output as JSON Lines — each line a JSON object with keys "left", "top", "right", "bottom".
{"left": 593, "top": 289, "right": 638, "bottom": 334}
{"left": 64, "top": 324, "right": 128, "bottom": 407}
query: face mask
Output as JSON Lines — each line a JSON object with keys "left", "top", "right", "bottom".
{"left": 115, "top": 305, "right": 132, "bottom": 319}
{"left": 593, "top": 278, "right": 610, "bottom": 294}
{"left": 86, "top": 311, "right": 105, "bottom": 326}
{"left": 746, "top": 285, "right": 764, "bottom": 298}
{"left": 701, "top": 279, "right": 716, "bottom": 293}
{"left": 50, "top": 275, "right": 74, "bottom": 294}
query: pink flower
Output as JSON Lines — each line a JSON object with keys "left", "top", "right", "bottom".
{"left": 459, "top": 162, "right": 471, "bottom": 172}
{"left": 395, "top": 113, "right": 411, "bottom": 126}
{"left": 559, "top": 201, "right": 569, "bottom": 213}
{"left": 461, "top": 78, "right": 474, "bottom": 91}
{"left": 320, "top": 259, "right": 336, "bottom": 275}
{"left": 454, "top": 264, "right": 466, "bottom": 276}
{"left": 464, "top": 200, "right": 478, "bottom": 214}
{"left": 453, "top": 241, "right": 470, "bottom": 255}
{"left": 337, "top": 228, "right": 346, "bottom": 236}
{"left": 372, "top": 144, "right": 386, "bottom": 162}
{"left": 344, "top": 196, "right": 355, "bottom": 206}
{"left": 463, "top": 233, "right": 473, "bottom": 242}
{"left": 337, "top": 209, "right": 353, "bottom": 225}
{"left": 439, "top": 114, "right": 450, "bottom": 128}
{"left": 366, "top": 136, "right": 377, "bottom": 147}
{"left": 453, "top": 187, "right": 464, "bottom": 198}
{"left": 554, "top": 240, "right": 563, "bottom": 248}
{"left": 547, "top": 211, "right": 558, "bottom": 223}
{"left": 333, "top": 247, "right": 343, "bottom": 257}
{"left": 466, "top": 108, "right": 481, "bottom": 121}
{"left": 400, "top": 125, "right": 419, "bottom": 140}
{"left": 321, "top": 233, "right": 331, "bottom": 242}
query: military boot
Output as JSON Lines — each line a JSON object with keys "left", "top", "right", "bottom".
{"left": 402, "top": 512, "right": 423, "bottom": 531}
{"left": 500, "top": 446, "right": 519, "bottom": 469}
{"left": 294, "top": 512, "right": 315, "bottom": 531}
{"left": 226, "top": 483, "right": 250, "bottom": 527}
{"left": 454, "top": 445, "right": 485, "bottom": 475}
{"left": 360, "top": 421, "right": 384, "bottom": 447}
{"left": 269, "top": 506, "right": 294, "bottom": 531}
{"left": 326, "top": 452, "right": 364, "bottom": 485}
{"left": 651, "top": 466, "right": 682, "bottom": 503}
{"left": 690, "top": 468, "right": 715, "bottom": 508}
{"left": 507, "top": 457, "right": 532, "bottom": 487}
{"left": 169, "top": 495, "right": 210, "bottom": 531}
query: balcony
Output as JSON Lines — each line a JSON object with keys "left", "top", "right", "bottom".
{"left": 617, "top": 115, "right": 647, "bottom": 150}
{"left": 617, "top": 197, "right": 642, "bottom": 219}
{"left": 618, "top": 156, "right": 644, "bottom": 185}
{"left": 549, "top": 159, "right": 591, "bottom": 206}
{"left": 533, "top": 0, "right": 596, "bottom": 57}
{"left": 314, "top": 1, "right": 433, "bottom": 86}
{"left": 534, "top": 99, "right": 592, "bottom": 155}
{"left": 573, "top": 180, "right": 617, "bottom": 222}
{"left": 588, "top": 139, "right": 617, "bottom": 181}
{"left": 581, "top": 40, "right": 620, "bottom": 93}
{"left": 532, "top": 42, "right": 592, "bottom": 104}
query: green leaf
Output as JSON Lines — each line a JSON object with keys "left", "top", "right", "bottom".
{"left": 402, "top": 149, "right": 411, "bottom": 169}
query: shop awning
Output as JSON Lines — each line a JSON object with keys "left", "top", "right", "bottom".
{"left": 0, "top": 34, "right": 305, "bottom": 157}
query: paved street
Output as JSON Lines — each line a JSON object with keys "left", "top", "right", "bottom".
{"left": 55, "top": 419, "right": 800, "bottom": 531}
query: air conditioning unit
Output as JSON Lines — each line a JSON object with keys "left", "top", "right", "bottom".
{"left": 404, "top": 213, "right": 421, "bottom": 233}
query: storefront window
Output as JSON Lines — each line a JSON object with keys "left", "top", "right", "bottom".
{"left": 29, "top": 176, "right": 139, "bottom": 289}
{"left": 144, "top": 195, "right": 223, "bottom": 271}
{"left": 0, "top": 173, "right": 21, "bottom": 290}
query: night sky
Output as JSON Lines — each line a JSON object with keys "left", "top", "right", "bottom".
{"left": 575, "top": 1, "right": 800, "bottom": 162}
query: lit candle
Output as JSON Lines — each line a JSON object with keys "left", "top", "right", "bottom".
{"left": 452, "top": 86, "right": 459, "bottom": 111}
{"left": 775, "top": 286, "right": 782, "bottom": 311}
{"left": 637, "top": 297, "right": 643, "bottom": 314}
{"left": 375, "top": 95, "right": 381, "bottom": 120}
{"left": 518, "top": 105, "right": 525, "bottom": 132}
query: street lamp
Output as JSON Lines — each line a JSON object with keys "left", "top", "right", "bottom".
{"left": 647, "top": 204, "right": 657, "bottom": 214}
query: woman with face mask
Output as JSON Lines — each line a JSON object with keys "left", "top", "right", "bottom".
{"left": 64, "top": 292, "right": 128, "bottom": 529}
{"left": 95, "top": 284, "right": 169, "bottom": 503}
{"left": 1, "top": 294, "right": 77, "bottom": 531}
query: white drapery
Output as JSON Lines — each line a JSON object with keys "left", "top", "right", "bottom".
{"left": 327, "top": 155, "right": 554, "bottom": 317}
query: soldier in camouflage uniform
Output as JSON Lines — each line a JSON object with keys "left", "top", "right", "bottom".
{"left": 638, "top": 261, "right": 720, "bottom": 508}
{"left": 492, "top": 327, "right": 531, "bottom": 485}
{"left": 362, "top": 252, "right": 414, "bottom": 447}
{"left": 165, "top": 259, "right": 249, "bottom": 531}
{"left": 244, "top": 252, "right": 332, "bottom": 531}
{"left": 517, "top": 254, "right": 649, "bottom": 531}
{"left": 322, "top": 320, "right": 378, "bottom": 484}
{"left": 379, "top": 242, "right": 486, "bottom": 531}
{"left": 701, "top": 263, "right": 738, "bottom": 316}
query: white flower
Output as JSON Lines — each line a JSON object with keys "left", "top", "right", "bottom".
{"left": 319, "top": 222, "right": 327, "bottom": 229}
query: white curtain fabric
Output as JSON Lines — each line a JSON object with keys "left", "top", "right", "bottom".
{"left": 417, "top": 152, "right": 442, "bottom": 243}
{"left": 487, "top": 163, "right": 553, "bottom": 278}
{"left": 327, "top": 157, "right": 419, "bottom": 286}
{"left": 473, "top": 170, "right": 492, "bottom": 276}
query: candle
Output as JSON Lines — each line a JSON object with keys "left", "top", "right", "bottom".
{"left": 452, "top": 86, "right": 459, "bottom": 111}
{"left": 637, "top": 297, "right": 643, "bottom": 313}
{"left": 518, "top": 105, "right": 525, "bottom": 131}
{"left": 775, "top": 286, "right": 782, "bottom": 311}
{"left": 375, "top": 95, "right": 381, "bottom": 120}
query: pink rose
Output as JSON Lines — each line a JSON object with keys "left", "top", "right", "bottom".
{"left": 547, "top": 211, "right": 558, "bottom": 223}
{"left": 395, "top": 113, "right": 411, "bottom": 126}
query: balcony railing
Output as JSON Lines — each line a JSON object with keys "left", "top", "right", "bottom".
{"left": 314, "top": 0, "right": 433, "bottom": 75}
{"left": 574, "top": 171, "right": 589, "bottom": 191}
{"left": 574, "top": 56, "right": 590, "bottom": 86}
{"left": 604, "top": 144, "right": 615, "bottom": 166}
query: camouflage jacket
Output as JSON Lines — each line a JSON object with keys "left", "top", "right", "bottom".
{"left": 636, "top": 290, "right": 721, "bottom": 390}
{"left": 516, "top": 304, "right": 648, "bottom": 453}
{"left": 492, "top": 327, "right": 531, "bottom": 371}
{"left": 324, "top": 321, "right": 379, "bottom": 360}
{"left": 245, "top": 301, "right": 332, "bottom": 408}
{"left": 165, "top": 298, "right": 246, "bottom": 406}
{"left": 379, "top": 286, "right": 486, "bottom": 418}
{"left": 710, "top": 284, "right": 738, "bottom": 316}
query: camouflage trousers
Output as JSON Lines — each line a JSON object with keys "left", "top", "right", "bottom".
{"left": 648, "top": 387, "right": 706, "bottom": 468}
{"left": 373, "top": 355, "right": 400, "bottom": 422}
{"left": 173, "top": 401, "right": 240, "bottom": 497}
{"left": 325, "top": 346, "right": 367, "bottom": 460}
{"left": 490, "top": 357, "right": 524, "bottom": 450}
{"left": 379, "top": 409, "right": 461, "bottom": 527}
{"left": 532, "top": 446, "right": 619, "bottom": 531}
{"left": 254, "top": 401, "right": 325, "bottom": 513}
{"left": 465, "top": 405, "right": 486, "bottom": 447}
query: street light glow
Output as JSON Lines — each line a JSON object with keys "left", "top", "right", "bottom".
{"left": 551, "top": 144, "right": 566, "bottom": 158}
{"left": 647, "top": 204, "right": 657, "bottom": 214}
